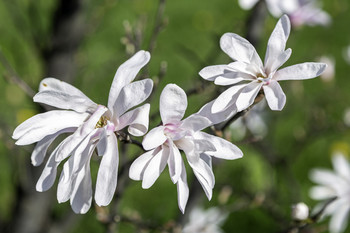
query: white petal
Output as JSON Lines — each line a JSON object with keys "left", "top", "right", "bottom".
{"left": 220, "top": 33, "right": 263, "bottom": 68}
{"left": 177, "top": 160, "right": 189, "bottom": 214}
{"left": 266, "top": 48, "right": 292, "bottom": 74}
{"left": 263, "top": 81, "right": 286, "bottom": 111}
{"left": 329, "top": 203, "right": 350, "bottom": 233}
{"left": 168, "top": 140, "right": 182, "bottom": 184}
{"left": 117, "top": 104, "right": 150, "bottom": 136}
{"left": 236, "top": 82, "right": 263, "bottom": 112}
{"left": 35, "top": 78, "right": 97, "bottom": 113}
{"left": 199, "top": 65, "right": 234, "bottom": 81}
{"left": 181, "top": 114, "right": 212, "bottom": 132}
{"left": 274, "top": 62, "right": 327, "bottom": 81}
{"left": 95, "top": 133, "right": 119, "bottom": 206}
{"left": 96, "top": 129, "right": 107, "bottom": 156}
{"left": 35, "top": 136, "right": 72, "bottom": 192}
{"left": 309, "top": 169, "right": 339, "bottom": 186}
{"left": 332, "top": 153, "right": 350, "bottom": 179}
{"left": 55, "top": 106, "right": 107, "bottom": 162}
{"left": 114, "top": 79, "right": 153, "bottom": 117}
{"left": 13, "top": 111, "right": 88, "bottom": 145}
{"left": 238, "top": 0, "right": 258, "bottom": 9}
{"left": 108, "top": 51, "right": 150, "bottom": 115}
{"left": 196, "top": 99, "right": 237, "bottom": 125}
{"left": 194, "top": 139, "right": 216, "bottom": 153}
{"left": 129, "top": 148, "right": 159, "bottom": 181}
{"left": 31, "top": 127, "right": 75, "bottom": 166}
{"left": 70, "top": 160, "right": 93, "bottom": 214}
{"left": 142, "top": 146, "right": 169, "bottom": 189}
{"left": 160, "top": 84, "right": 187, "bottom": 124}
{"left": 264, "top": 15, "right": 291, "bottom": 72}
{"left": 212, "top": 84, "right": 247, "bottom": 113}
{"left": 142, "top": 126, "right": 166, "bottom": 150}
{"left": 309, "top": 186, "right": 336, "bottom": 200}
{"left": 194, "top": 132, "right": 243, "bottom": 160}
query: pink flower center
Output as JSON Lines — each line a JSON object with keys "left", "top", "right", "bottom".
{"left": 163, "top": 123, "right": 186, "bottom": 141}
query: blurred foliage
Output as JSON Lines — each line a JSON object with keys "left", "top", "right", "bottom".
{"left": 1, "top": 0, "right": 350, "bottom": 232}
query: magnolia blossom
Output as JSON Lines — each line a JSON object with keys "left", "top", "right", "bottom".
{"left": 182, "top": 207, "right": 228, "bottom": 233}
{"left": 238, "top": 0, "right": 331, "bottom": 27}
{"left": 199, "top": 15, "right": 326, "bottom": 115}
{"left": 12, "top": 50, "right": 153, "bottom": 213}
{"left": 309, "top": 152, "right": 350, "bottom": 233}
{"left": 129, "top": 84, "right": 243, "bottom": 212}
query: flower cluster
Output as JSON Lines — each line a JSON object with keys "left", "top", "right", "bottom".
{"left": 12, "top": 15, "right": 326, "bottom": 214}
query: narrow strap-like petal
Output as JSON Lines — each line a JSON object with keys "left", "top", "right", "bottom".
{"left": 332, "top": 153, "right": 350, "bottom": 178}
{"left": 168, "top": 140, "right": 182, "bottom": 184}
{"left": 236, "top": 81, "right": 263, "bottom": 112}
{"left": 181, "top": 114, "right": 212, "bottom": 132}
{"left": 108, "top": 51, "right": 150, "bottom": 115}
{"left": 238, "top": 0, "right": 258, "bottom": 10}
{"left": 267, "top": 48, "right": 292, "bottom": 75}
{"left": 129, "top": 148, "right": 159, "bottom": 181}
{"left": 142, "top": 126, "right": 166, "bottom": 151}
{"left": 212, "top": 84, "right": 247, "bottom": 113}
{"left": 177, "top": 160, "right": 189, "bottom": 214}
{"left": 117, "top": 104, "right": 150, "bottom": 137}
{"left": 264, "top": 15, "right": 291, "bottom": 71}
{"left": 35, "top": 78, "right": 97, "bottom": 113}
{"left": 274, "top": 62, "right": 327, "bottom": 81}
{"left": 196, "top": 99, "right": 237, "bottom": 125}
{"left": 160, "top": 84, "right": 187, "bottom": 125}
{"left": 329, "top": 202, "right": 350, "bottom": 233}
{"left": 263, "top": 81, "right": 286, "bottom": 111}
{"left": 113, "top": 79, "right": 153, "bottom": 117}
{"left": 13, "top": 111, "right": 89, "bottom": 146}
{"left": 95, "top": 133, "right": 119, "bottom": 206}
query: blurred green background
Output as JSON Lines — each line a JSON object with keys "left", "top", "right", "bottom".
{"left": 0, "top": 0, "right": 349, "bottom": 232}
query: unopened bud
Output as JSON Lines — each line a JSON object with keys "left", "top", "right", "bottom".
{"left": 291, "top": 202, "right": 309, "bottom": 221}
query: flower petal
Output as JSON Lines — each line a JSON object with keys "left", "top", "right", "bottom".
{"left": 194, "top": 132, "right": 243, "bottom": 160}
{"left": 168, "top": 140, "right": 182, "bottom": 184}
{"left": 309, "top": 186, "right": 336, "bottom": 200}
{"left": 181, "top": 114, "right": 212, "bottom": 132}
{"left": 142, "top": 146, "right": 169, "bottom": 189}
{"left": 160, "top": 84, "right": 187, "bottom": 124}
{"left": 329, "top": 202, "right": 350, "bottom": 233}
{"left": 212, "top": 84, "right": 247, "bottom": 113}
{"left": 35, "top": 78, "right": 97, "bottom": 113}
{"left": 196, "top": 99, "right": 237, "bottom": 125}
{"left": 235, "top": 81, "right": 263, "bottom": 112}
{"left": 264, "top": 15, "right": 291, "bottom": 71}
{"left": 263, "top": 81, "right": 286, "bottom": 111}
{"left": 31, "top": 127, "right": 75, "bottom": 166}
{"left": 177, "top": 160, "right": 189, "bottom": 214}
{"left": 332, "top": 153, "right": 350, "bottom": 179}
{"left": 142, "top": 126, "right": 166, "bottom": 150}
{"left": 108, "top": 51, "right": 150, "bottom": 115}
{"left": 114, "top": 79, "right": 153, "bottom": 118}
{"left": 238, "top": 0, "right": 258, "bottom": 10}
{"left": 199, "top": 65, "right": 234, "bottom": 81}
{"left": 274, "top": 62, "right": 327, "bottom": 81}
{"left": 220, "top": 33, "right": 263, "bottom": 68}
{"left": 267, "top": 48, "right": 292, "bottom": 74}
{"left": 129, "top": 148, "right": 159, "bottom": 181}
{"left": 95, "top": 133, "right": 119, "bottom": 206}
{"left": 117, "top": 104, "right": 150, "bottom": 136}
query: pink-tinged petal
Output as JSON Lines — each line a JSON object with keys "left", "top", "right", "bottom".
{"left": 267, "top": 48, "right": 292, "bottom": 74}
{"left": 196, "top": 99, "right": 237, "bottom": 125}
{"left": 36, "top": 136, "right": 72, "bottom": 192}
{"left": 108, "top": 51, "right": 150, "bottom": 115}
{"left": 129, "top": 148, "right": 159, "bottom": 181}
{"left": 114, "top": 79, "right": 153, "bottom": 117}
{"left": 55, "top": 106, "right": 107, "bottom": 162}
{"left": 264, "top": 15, "right": 291, "bottom": 71}
{"left": 263, "top": 81, "right": 286, "bottom": 111}
{"left": 13, "top": 111, "right": 88, "bottom": 145}
{"left": 95, "top": 133, "right": 119, "bottom": 206}
{"left": 160, "top": 84, "right": 187, "bottom": 125}
{"left": 31, "top": 128, "right": 75, "bottom": 166}
{"left": 332, "top": 153, "right": 350, "bottom": 178}
{"left": 142, "top": 146, "right": 169, "bottom": 189}
{"left": 117, "top": 104, "right": 150, "bottom": 137}
{"left": 142, "top": 126, "right": 166, "bottom": 150}
{"left": 70, "top": 160, "right": 93, "bottom": 214}
{"left": 168, "top": 140, "right": 182, "bottom": 184}
{"left": 35, "top": 78, "right": 97, "bottom": 113}
{"left": 181, "top": 114, "right": 212, "bottom": 132}
{"left": 177, "top": 160, "right": 189, "bottom": 214}
{"left": 274, "top": 62, "right": 327, "bottom": 81}
{"left": 236, "top": 81, "right": 263, "bottom": 112}
{"left": 212, "top": 84, "right": 247, "bottom": 113}
{"left": 194, "top": 132, "right": 243, "bottom": 160}
{"left": 220, "top": 33, "right": 263, "bottom": 68}
{"left": 329, "top": 202, "right": 350, "bottom": 233}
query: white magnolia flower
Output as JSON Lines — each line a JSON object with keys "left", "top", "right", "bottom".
{"left": 291, "top": 202, "right": 309, "bottom": 221}
{"left": 129, "top": 84, "right": 243, "bottom": 213}
{"left": 12, "top": 50, "right": 153, "bottom": 214}
{"left": 199, "top": 15, "right": 326, "bottom": 114}
{"left": 182, "top": 207, "right": 228, "bottom": 233}
{"left": 238, "top": 0, "right": 331, "bottom": 27}
{"left": 309, "top": 152, "right": 350, "bottom": 233}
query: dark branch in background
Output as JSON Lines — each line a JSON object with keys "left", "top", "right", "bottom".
{"left": 116, "top": 131, "right": 145, "bottom": 151}
{"left": 148, "top": 0, "right": 167, "bottom": 54}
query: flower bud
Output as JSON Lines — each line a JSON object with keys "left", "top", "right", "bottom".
{"left": 291, "top": 202, "right": 309, "bottom": 221}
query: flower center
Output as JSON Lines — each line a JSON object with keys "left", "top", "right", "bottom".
{"left": 256, "top": 73, "right": 270, "bottom": 85}
{"left": 163, "top": 123, "right": 186, "bottom": 141}
{"left": 95, "top": 116, "right": 109, "bottom": 129}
